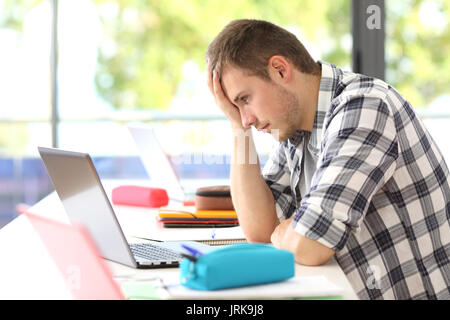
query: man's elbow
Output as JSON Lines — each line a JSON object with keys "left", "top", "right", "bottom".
{"left": 293, "top": 249, "right": 333, "bottom": 266}
{"left": 287, "top": 231, "right": 335, "bottom": 266}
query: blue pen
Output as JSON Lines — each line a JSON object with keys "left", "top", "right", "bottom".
{"left": 181, "top": 244, "right": 204, "bottom": 258}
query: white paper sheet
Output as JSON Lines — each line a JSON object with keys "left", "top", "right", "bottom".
{"left": 165, "top": 276, "right": 343, "bottom": 299}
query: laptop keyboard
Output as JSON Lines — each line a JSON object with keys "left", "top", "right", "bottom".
{"left": 129, "top": 243, "right": 182, "bottom": 261}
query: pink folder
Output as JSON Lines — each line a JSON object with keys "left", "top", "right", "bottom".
{"left": 23, "top": 211, "right": 125, "bottom": 300}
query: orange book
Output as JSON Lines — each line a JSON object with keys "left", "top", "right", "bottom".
{"left": 158, "top": 209, "right": 237, "bottom": 220}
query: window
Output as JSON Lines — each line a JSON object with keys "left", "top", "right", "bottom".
{"left": 385, "top": 0, "right": 450, "bottom": 161}
{"left": 0, "top": 0, "right": 53, "bottom": 226}
{"left": 386, "top": 0, "right": 450, "bottom": 108}
{"left": 1, "top": 0, "right": 353, "bottom": 228}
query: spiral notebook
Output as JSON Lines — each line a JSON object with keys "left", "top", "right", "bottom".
{"left": 122, "top": 212, "right": 246, "bottom": 245}
{"left": 130, "top": 224, "right": 246, "bottom": 246}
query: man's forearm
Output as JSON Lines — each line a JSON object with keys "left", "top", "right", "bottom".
{"left": 230, "top": 128, "right": 279, "bottom": 243}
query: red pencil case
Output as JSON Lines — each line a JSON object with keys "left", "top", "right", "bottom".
{"left": 111, "top": 185, "right": 169, "bottom": 208}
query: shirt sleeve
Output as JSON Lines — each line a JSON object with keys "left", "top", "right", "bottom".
{"left": 262, "top": 142, "right": 297, "bottom": 222}
{"left": 292, "top": 97, "right": 398, "bottom": 251}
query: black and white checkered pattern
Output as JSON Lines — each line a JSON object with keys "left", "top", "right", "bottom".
{"left": 263, "top": 61, "right": 450, "bottom": 300}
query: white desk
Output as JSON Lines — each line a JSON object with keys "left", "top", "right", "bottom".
{"left": 0, "top": 180, "right": 358, "bottom": 300}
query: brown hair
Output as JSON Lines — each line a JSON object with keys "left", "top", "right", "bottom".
{"left": 206, "top": 19, "right": 320, "bottom": 80}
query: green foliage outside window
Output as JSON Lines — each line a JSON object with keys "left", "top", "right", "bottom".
{"left": 386, "top": 0, "right": 450, "bottom": 108}
{"left": 92, "top": 0, "right": 351, "bottom": 110}
{"left": 0, "top": 0, "right": 449, "bottom": 112}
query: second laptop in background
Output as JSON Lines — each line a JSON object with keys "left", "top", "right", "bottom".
{"left": 128, "top": 125, "right": 191, "bottom": 203}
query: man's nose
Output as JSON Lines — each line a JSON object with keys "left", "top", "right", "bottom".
{"left": 241, "top": 109, "right": 257, "bottom": 128}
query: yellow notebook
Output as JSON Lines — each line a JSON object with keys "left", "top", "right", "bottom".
{"left": 158, "top": 209, "right": 237, "bottom": 219}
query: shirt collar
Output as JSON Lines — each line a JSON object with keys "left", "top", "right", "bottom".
{"left": 316, "top": 60, "right": 343, "bottom": 120}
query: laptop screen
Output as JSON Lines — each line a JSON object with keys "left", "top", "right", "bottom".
{"left": 128, "top": 126, "right": 186, "bottom": 201}
{"left": 23, "top": 211, "right": 125, "bottom": 300}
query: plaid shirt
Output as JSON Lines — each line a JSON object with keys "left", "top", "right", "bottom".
{"left": 263, "top": 61, "right": 450, "bottom": 300}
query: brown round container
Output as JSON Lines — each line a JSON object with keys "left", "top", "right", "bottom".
{"left": 195, "top": 185, "right": 235, "bottom": 210}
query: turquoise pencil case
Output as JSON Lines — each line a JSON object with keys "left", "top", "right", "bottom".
{"left": 179, "top": 243, "right": 295, "bottom": 291}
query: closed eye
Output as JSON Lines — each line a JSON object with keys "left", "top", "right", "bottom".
{"left": 240, "top": 95, "right": 249, "bottom": 105}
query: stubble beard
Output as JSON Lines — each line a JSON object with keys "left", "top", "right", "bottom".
{"left": 275, "top": 85, "right": 301, "bottom": 141}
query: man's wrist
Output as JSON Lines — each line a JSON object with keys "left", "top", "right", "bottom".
{"left": 230, "top": 125, "right": 259, "bottom": 166}
{"left": 230, "top": 122, "right": 245, "bottom": 131}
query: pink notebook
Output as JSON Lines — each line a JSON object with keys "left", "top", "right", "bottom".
{"left": 23, "top": 211, "right": 125, "bottom": 300}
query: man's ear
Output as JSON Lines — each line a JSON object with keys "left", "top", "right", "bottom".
{"left": 268, "top": 56, "right": 291, "bottom": 83}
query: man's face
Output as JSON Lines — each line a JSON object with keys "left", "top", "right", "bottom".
{"left": 221, "top": 65, "right": 301, "bottom": 141}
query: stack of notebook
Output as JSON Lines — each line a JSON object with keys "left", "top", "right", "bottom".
{"left": 157, "top": 209, "right": 239, "bottom": 228}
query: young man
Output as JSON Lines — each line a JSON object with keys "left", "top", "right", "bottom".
{"left": 205, "top": 19, "right": 449, "bottom": 300}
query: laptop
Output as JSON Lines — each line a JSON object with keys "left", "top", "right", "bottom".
{"left": 37, "top": 146, "right": 211, "bottom": 269}
{"left": 127, "top": 125, "right": 195, "bottom": 204}
{"left": 22, "top": 211, "right": 125, "bottom": 299}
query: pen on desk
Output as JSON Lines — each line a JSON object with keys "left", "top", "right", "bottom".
{"left": 180, "top": 253, "right": 198, "bottom": 262}
{"left": 181, "top": 244, "right": 204, "bottom": 259}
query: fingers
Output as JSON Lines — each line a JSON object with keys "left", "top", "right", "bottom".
{"left": 212, "top": 70, "right": 223, "bottom": 99}
{"left": 205, "top": 64, "right": 243, "bottom": 127}
{"left": 207, "top": 67, "right": 226, "bottom": 104}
